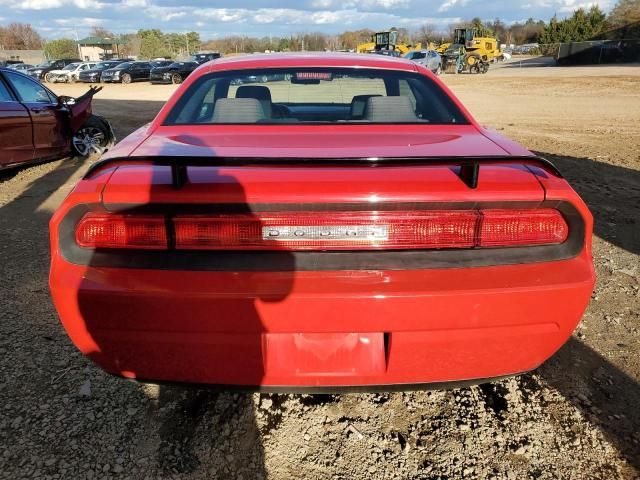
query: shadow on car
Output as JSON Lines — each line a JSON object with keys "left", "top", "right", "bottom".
{"left": 73, "top": 134, "right": 296, "bottom": 476}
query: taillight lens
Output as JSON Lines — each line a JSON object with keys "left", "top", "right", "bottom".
{"left": 174, "top": 211, "right": 478, "bottom": 250}
{"left": 75, "top": 214, "right": 167, "bottom": 249}
{"left": 479, "top": 209, "right": 568, "bottom": 247}
{"left": 75, "top": 209, "right": 568, "bottom": 251}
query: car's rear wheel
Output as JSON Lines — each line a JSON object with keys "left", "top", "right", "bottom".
{"left": 71, "top": 115, "right": 114, "bottom": 157}
{"left": 121, "top": 73, "right": 132, "bottom": 84}
{"left": 44, "top": 72, "right": 56, "bottom": 83}
{"left": 171, "top": 73, "right": 183, "bottom": 84}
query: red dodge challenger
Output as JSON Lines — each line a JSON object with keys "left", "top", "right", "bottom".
{"left": 49, "top": 53, "right": 595, "bottom": 391}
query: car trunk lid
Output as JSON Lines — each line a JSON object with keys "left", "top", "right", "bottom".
{"left": 130, "top": 125, "right": 512, "bottom": 159}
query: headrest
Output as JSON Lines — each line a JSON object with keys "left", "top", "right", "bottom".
{"left": 212, "top": 98, "right": 265, "bottom": 123}
{"left": 364, "top": 96, "right": 419, "bottom": 122}
{"left": 236, "top": 85, "right": 272, "bottom": 101}
{"left": 350, "top": 94, "right": 381, "bottom": 119}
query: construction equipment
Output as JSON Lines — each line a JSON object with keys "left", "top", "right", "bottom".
{"left": 441, "top": 28, "right": 501, "bottom": 74}
{"left": 357, "top": 30, "right": 421, "bottom": 56}
{"left": 436, "top": 42, "right": 451, "bottom": 54}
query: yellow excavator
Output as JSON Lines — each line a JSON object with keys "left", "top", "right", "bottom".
{"left": 440, "top": 28, "right": 501, "bottom": 74}
{"left": 356, "top": 30, "right": 422, "bottom": 56}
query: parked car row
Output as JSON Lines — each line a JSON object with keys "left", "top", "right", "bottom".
{"left": 26, "top": 58, "right": 81, "bottom": 81}
{"left": 78, "top": 60, "right": 130, "bottom": 83}
{"left": 20, "top": 53, "right": 223, "bottom": 87}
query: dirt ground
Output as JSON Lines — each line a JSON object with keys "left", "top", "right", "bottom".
{"left": 1, "top": 60, "right": 639, "bottom": 480}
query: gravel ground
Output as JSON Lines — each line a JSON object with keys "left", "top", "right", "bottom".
{"left": 1, "top": 62, "right": 639, "bottom": 480}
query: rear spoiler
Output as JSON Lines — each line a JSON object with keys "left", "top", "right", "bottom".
{"left": 84, "top": 155, "right": 562, "bottom": 191}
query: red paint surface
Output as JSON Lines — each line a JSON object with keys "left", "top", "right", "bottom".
{"left": 49, "top": 54, "right": 595, "bottom": 388}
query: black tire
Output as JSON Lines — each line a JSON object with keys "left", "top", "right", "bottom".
{"left": 470, "top": 64, "right": 480, "bottom": 74}
{"left": 465, "top": 53, "right": 481, "bottom": 67}
{"left": 171, "top": 73, "right": 183, "bottom": 84}
{"left": 121, "top": 73, "right": 132, "bottom": 84}
{"left": 71, "top": 115, "right": 115, "bottom": 157}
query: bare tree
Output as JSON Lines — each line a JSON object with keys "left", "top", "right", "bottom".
{"left": 89, "top": 26, "right": 114, "bottom": 38}
{"left": 0, "top": 23, "right": 43, "bottom": 50}
{"left": 414, "top": 24, "right": 440, "bottom": 45}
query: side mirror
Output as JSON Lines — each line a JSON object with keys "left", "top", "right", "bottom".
{"left": 58, "top": 95, "right": 75, "bottom": 106}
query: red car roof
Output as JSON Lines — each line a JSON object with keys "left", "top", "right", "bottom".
{"left": 201, "top": 52, "right": 419, "bottom": 73}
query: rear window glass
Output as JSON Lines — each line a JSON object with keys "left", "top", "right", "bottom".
{"left": 164, "top": 68, "right": 468, "bottom": 125}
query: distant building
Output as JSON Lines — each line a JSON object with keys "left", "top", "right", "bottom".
{"left": 0, "top": 49, "right": 44, "bottom": 65}
{"left": 77, "top": 37, "right": 126, "bottom": 61}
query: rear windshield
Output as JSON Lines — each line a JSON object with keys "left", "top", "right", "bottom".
{"left": 164, "top": 68, "right": 468, "bottom": 125}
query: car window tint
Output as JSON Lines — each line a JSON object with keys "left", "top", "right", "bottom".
{"left": 227, "top": 76, "right": 387, "bottom": 104}
{"left": 4, "top": 72, "right": 52, "bottom": 103}
{"left": 166, "top": 68, "right": 468, "bottom": 125}
{"left": 0, "top": 78, "right": 14, "bottom": 101}
{"left": 399, "top": 79, "right": 417, "bottom": 110}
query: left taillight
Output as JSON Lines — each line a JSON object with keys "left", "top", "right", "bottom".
{"left": 75, "top": 214, "right": 168, "bottom": 250}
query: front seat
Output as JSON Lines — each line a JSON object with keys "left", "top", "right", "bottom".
{"left": 236, "top": 85, "right": 274, "bottom": 117}
{"left": 211, "top": 98, "right": 265, "bottom": 123}
{"left": 350, "top": 94, "right": 381, "bottom": 119}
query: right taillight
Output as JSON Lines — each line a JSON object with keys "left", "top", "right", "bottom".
{"left": 479, "top": 209, "right": 568, "bottom": 247}
{"left": 74, "top": 208, "right": 568, "bottom": 251}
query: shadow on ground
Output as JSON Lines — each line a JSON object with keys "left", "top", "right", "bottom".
{"left": 0, "top": 100, "right": 638, "bottom": 477}
{"left": 536, "top": 151, "right": 640, "bottom": 255}
{"left": 541, "top": 338, "right": 640, "bottom": 471}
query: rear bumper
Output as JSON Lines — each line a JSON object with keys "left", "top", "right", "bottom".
{"left": 50, "top": 252, "right": 594, "bottom": 388}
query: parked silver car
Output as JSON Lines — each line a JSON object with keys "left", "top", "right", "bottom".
{"left": 7, "top": 63, "right": 34, "bottom": 72}
{"left": 404, "top": 49, "right": 442, "bottom": 75}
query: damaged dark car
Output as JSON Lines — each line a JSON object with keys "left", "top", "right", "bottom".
{"left": 0, "top": 68, "right": 114, "bottom": 170}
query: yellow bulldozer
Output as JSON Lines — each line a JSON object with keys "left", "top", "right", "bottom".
{"left": 356, "top": 30, "right": 421, "bottom": 56}
{"left": 440, "top": 28, "right": 501, "bottom": 74}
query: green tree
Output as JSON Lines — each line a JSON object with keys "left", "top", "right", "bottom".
{"left": 468, "top": 17, "right": 493, "bottom": 37}
{"left": 185, "top": 31, "right": 200, "bottom": 54}
{"left": 138, "top": 29, "right": 171, "bottom": 59}
{"left": 44, "top": 38, "right": 78, "bottom": 59}
{"left": 541, "top": 6, "right": 606, "bottom": 43}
